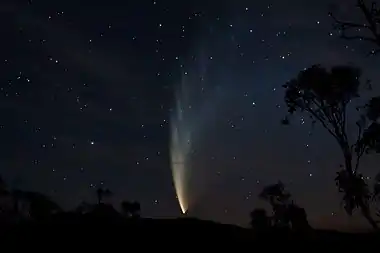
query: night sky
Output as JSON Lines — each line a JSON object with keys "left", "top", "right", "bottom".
{"left": 2, "top": 0, "right": 380, "bottom": 231}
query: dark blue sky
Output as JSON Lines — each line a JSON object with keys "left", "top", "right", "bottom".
{"left": 1, "top": 0, "right": 380, "bottom": 231}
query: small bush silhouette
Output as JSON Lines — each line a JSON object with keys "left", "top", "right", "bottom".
{"left": 253, "top": 182, "right": 310, "bottom": 233}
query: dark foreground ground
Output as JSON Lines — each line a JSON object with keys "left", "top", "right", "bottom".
{"left": 1, "top": 216, "right": 380, "bottom": 249}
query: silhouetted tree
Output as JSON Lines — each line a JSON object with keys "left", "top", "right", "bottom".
{"left": 287, "top": 203, "right": 310, "bottom": 232}
{"left": 0, "top": 176, "right": 61, "bottom": 221}
{"left": 259, "top": 181, "right": 291, "bottom": 229}
{"left": 330, "top": 1, "right": 380, "bottom": 223}
{"left": 258, "top": 182, "right": 310, "bottom": 232}
{"left": 330, "top": 1, "right": 380, "bottom": 158}
{"left": 282, "top": 65, "right": 379, "bottom": 229}
{"left": 250, "top": 208, "right": 270, "bottom": 233}
{"left": 96, "top": 187, "right": 112, "bottom": 205}
{"left": 360, "top": 97, "right": 380, "bottom": 155}
{"left": 121, "top": 201, "right": 141, "bottom": 218}
{"left": 372, "top": 172, "right": 380, "bottom": 217}
{"left": 329, "top": 0, "right": 380, "bottom": 56}
{"left": 259, "top": 181, "right": 291, "bottom": 206}
{"left": 12, "top": 190, "right": 61, "bottom": 220}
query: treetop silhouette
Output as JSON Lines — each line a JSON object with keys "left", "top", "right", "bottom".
{"left": 259, "top": 181, "right": 291, "bottom": 206}
{"left": 121, "top": 200, "right": 141, "bottom": 218}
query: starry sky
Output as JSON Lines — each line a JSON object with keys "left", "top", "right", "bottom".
{"left": 2, "top": 0, "right": 380, "bottom": 231}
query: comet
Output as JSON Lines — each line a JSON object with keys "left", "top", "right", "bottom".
{"left": 169, "top": 47, "right": 226, "bottom": 215}
{"left": 170, "top": 83, "right": 192, "bottom": 214}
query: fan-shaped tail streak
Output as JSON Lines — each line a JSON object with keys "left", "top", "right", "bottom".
{"left": 170, "top": 86, "right": 192, "bottom": 214}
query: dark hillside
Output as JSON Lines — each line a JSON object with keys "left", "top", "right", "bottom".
{"left": 2, "top": 216, "right": 380, "bottom": 249}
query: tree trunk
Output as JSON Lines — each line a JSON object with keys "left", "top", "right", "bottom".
{"left": 358, "top": 201, "right": 378, "bottom": 229}
{"left": 343, "top": 150, "right": 353, "bottom": 173}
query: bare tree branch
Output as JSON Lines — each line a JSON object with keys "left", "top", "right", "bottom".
{"left": 354, "top": 122, "right": 365, "bottom": 173}
{"left": 330, "top": 0, "right": 380, "bottom": 55}
{"left": 304, "top": 106, "right": 341, "bottom": 142}
{"left": 341, "top": 34, "right": 378, "bottom": 42}
{"left": 329, "top": 12, "right": 368, "bottom": 29}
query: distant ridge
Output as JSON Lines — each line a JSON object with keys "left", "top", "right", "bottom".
{"left": 2, "top": 216, "right": 380, "bottom": 247}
